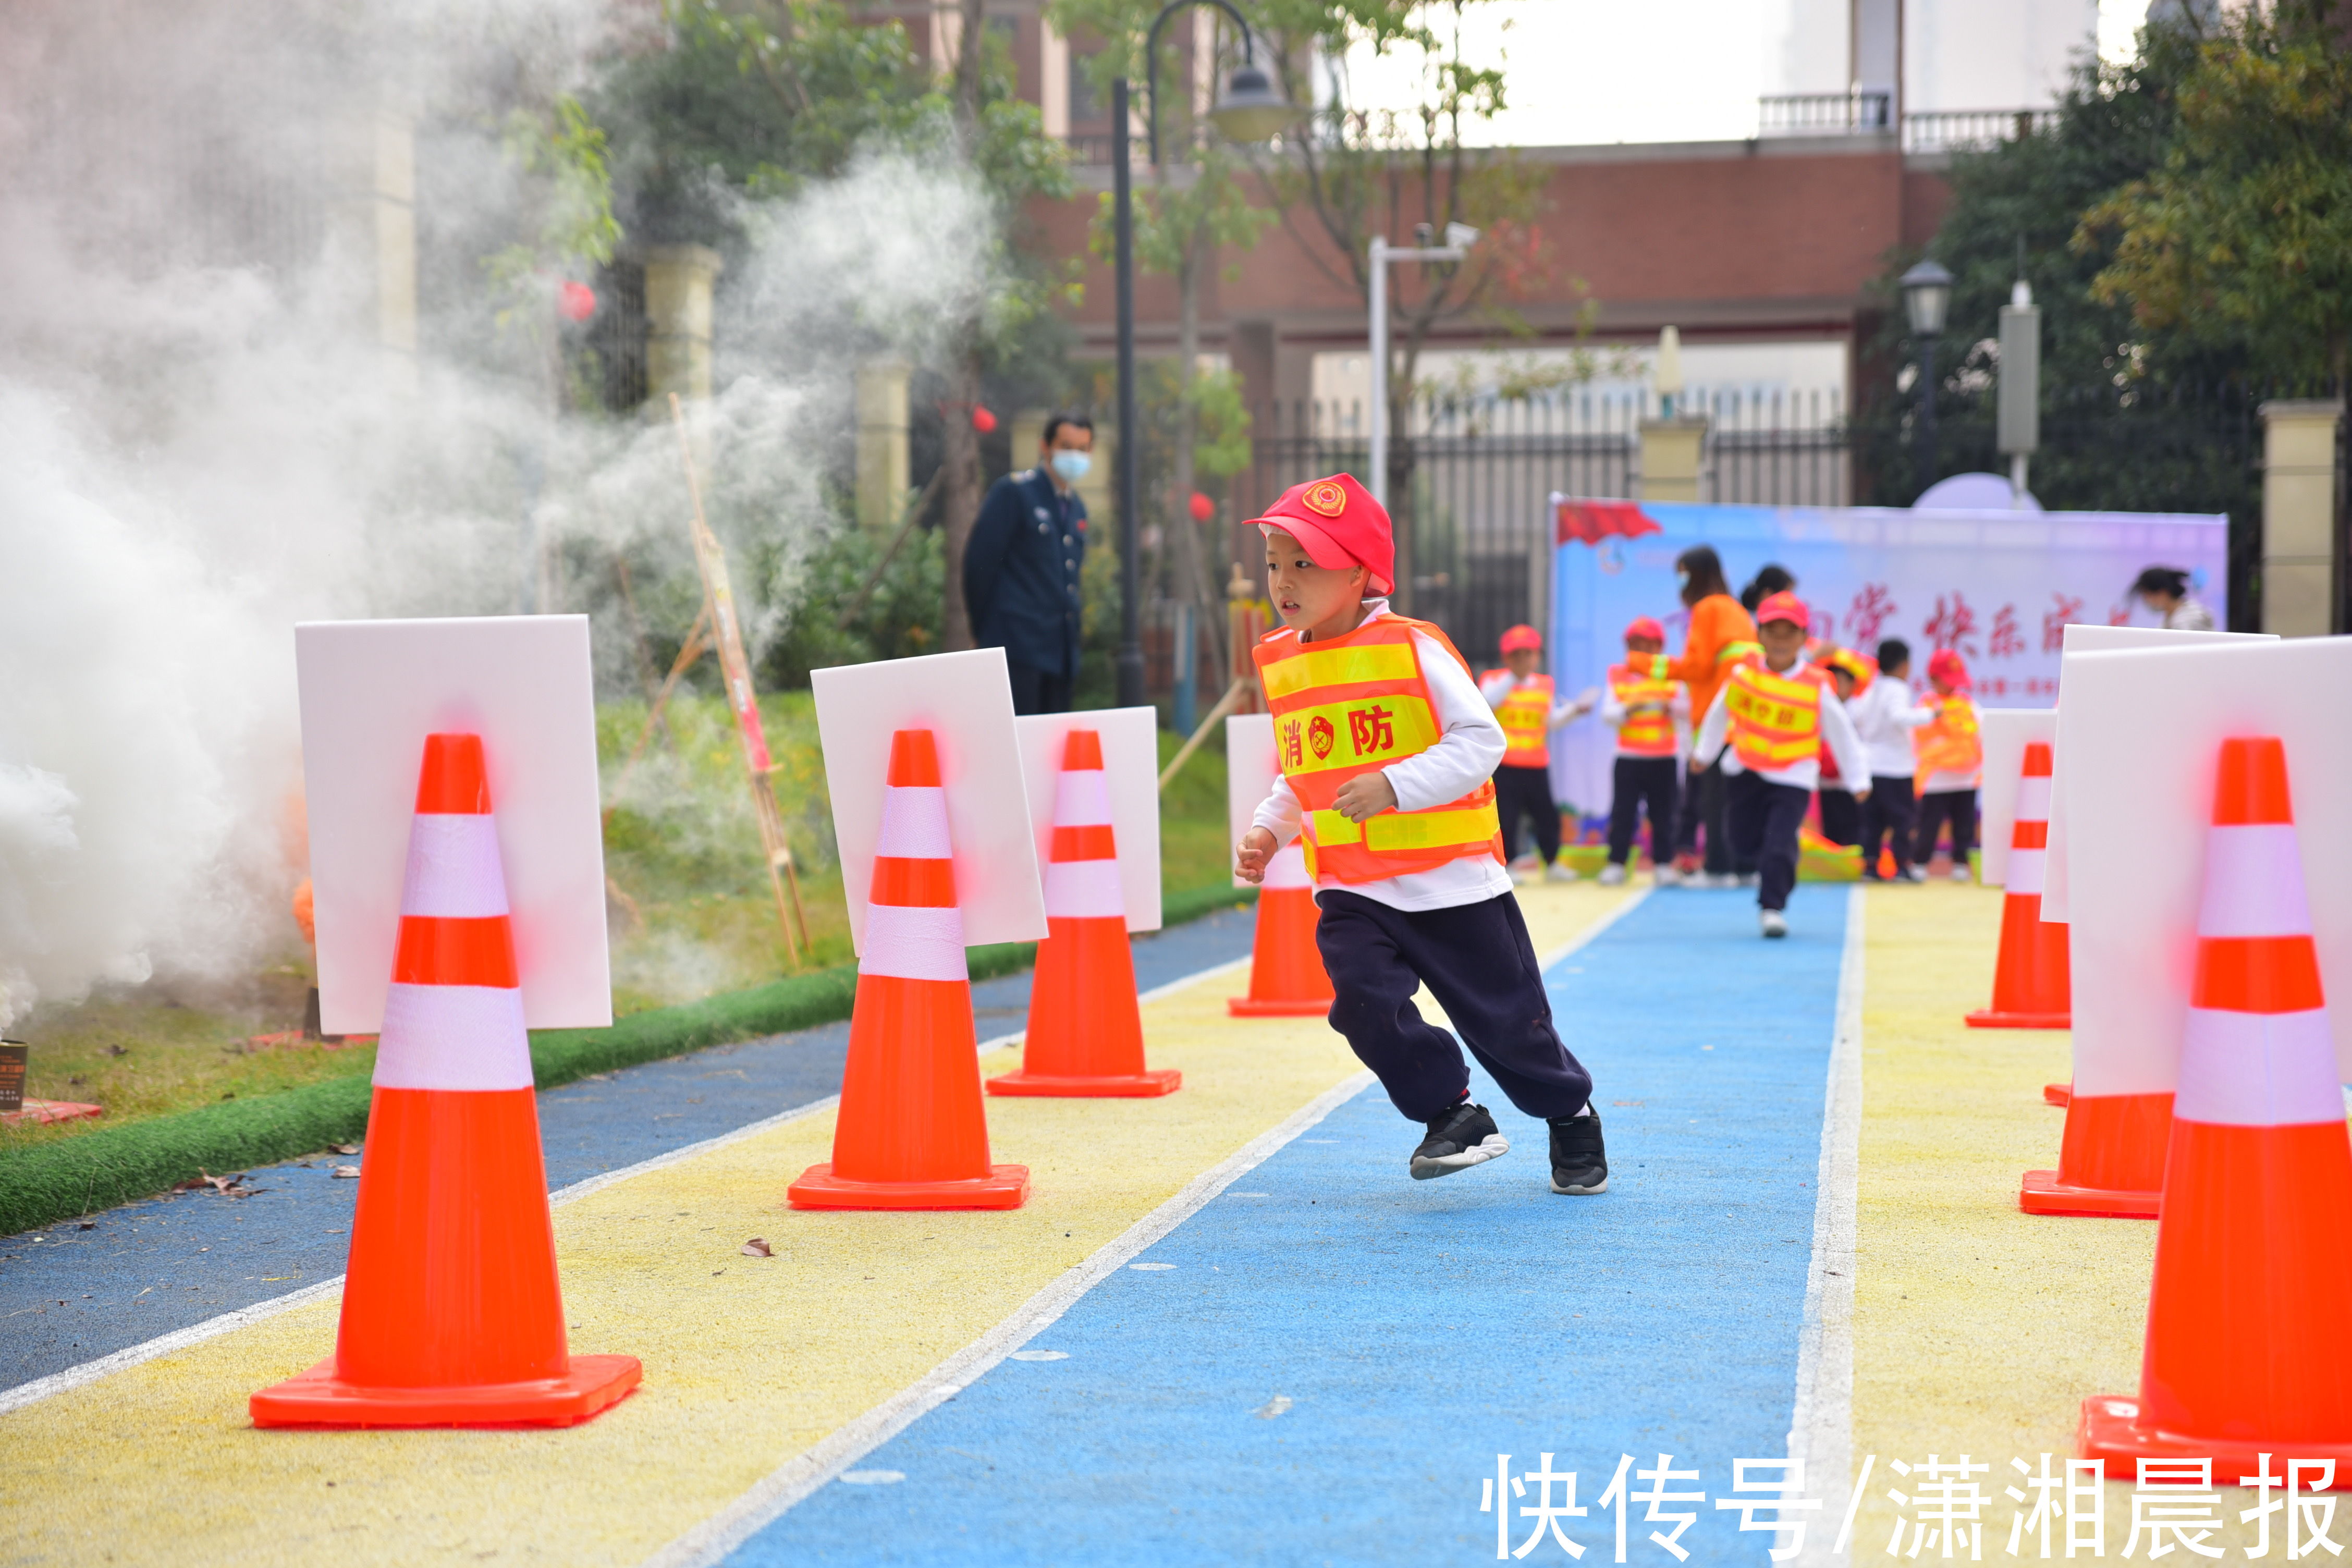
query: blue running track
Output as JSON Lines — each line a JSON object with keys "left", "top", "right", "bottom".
{"left": 729, "top": 886, "right": 1848, "bottom": 1567}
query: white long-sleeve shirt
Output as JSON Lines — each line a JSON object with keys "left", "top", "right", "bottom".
{"left": 1845, "top": 676, "right": 1934, "bottom": 779}
{"left": 1252, "top": 601, "right": 1515, "bottom": 913}
{"left": 1476, "top": 670, "right": 1588, "bottom": 730}
{"left": 1692, "top": 666, "right": 1868, "bottom": 793}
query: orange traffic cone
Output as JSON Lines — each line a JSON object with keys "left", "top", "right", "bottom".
{"left": 2044, "top": 1083, "right": 2071, "bottom": 1107}
{"left": 1228, "top": 841, "right": 1334, "bottom": 1017}
{"left": 2079, "top": 736, "right": 2352, "bottom": 1474}
{"left": 251, "top": 734, "right": 640, "bottom": 1428}
{"left": 789, "top": 729, "right": 1027, "bottom": 1210}
{"left": 988, "top": 729, "right": 1179, "bottom": 1098}
{"left": 1967, "top": 741, "right": 2071, "bottom": 1028}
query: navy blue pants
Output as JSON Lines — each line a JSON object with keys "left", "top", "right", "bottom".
{"left": 1314, "top": 888, "right": 1594, "bottom": 1124}
{"left": 1726, "top": 769, "right": 1811, "bottom": 912}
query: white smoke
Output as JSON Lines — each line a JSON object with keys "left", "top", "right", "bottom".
{"left": 0, "top": 1, "right": 998, "bottom": 1027}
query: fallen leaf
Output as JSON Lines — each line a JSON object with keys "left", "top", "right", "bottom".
{"left": 329, "top": 1144, "right": 360, "bottom": 1156}
{"left": 76, "top": 1222, "right": 94, "bottom": 1231}
{"left": 739, "top": 1238, "right": 773, "bottom": 1258}
{"left": 332, "top": 1166, "right": 361, "bottom": 1179}
{"left": 103, "top": 1045, "right": 128, "bottom": 1057}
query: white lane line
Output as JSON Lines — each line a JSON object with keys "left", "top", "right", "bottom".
{"left": 0, "top": 946, "right": 1257, "bottom": 1421}
{"left": 641, "top": 1068, "right": 1377, "bottom": 1568}
{"left": 1789, "top": 882, "right": 1866, "bottom": 1566}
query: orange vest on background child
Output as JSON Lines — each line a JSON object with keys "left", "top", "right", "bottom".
{"left": 1607, "top": 664, "right": 1679, "bottom": 758}
{"left": 1493, "top": 673, "right": 1554, "bottom": 769}
{"left": 1913, "top": 692, "right": 1983, "bottom": 777}
{"left": 1257, "top": 616, "right": 1505, "bottom": 886}
{"left": 1720, "top": 656, "right": 1833, "bottom": 773}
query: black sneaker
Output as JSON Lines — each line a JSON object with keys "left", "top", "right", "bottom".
{"left": 1409, "top": 1100, "right": 1509, "bottom": 1180}
{"left": 1548, "top": 1112, "right": 1609, "bottom": 1195}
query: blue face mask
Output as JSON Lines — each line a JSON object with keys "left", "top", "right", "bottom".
{"left": 1049, "top": 449, "right": 1092, "bottom": 483}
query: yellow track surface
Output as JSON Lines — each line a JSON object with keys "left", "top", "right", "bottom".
{"left": 0, "top": 884, "right": 1632, "bottom": 1568}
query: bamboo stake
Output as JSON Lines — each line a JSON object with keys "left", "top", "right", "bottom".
{"left": 1158, "top": 675, "right": 1256, "bottom": 793}
{"left": 601, "top": 605, "right": 709, "bottom": 830}
{"left": 668, "top": 393, "right": 806, "bottom": 972}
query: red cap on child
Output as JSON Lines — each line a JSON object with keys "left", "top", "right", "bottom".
{"left": 1755, "top": 590, "right": 1809, "bottom": 629}
{"left": 1251, "top": 473, "right": 1395, "bottom": 596}
{"left": 1499, "top": 624, "right": 1541, "bottom": 654}
{"left": 1927, "top": 647, "right": 1971, "bottom": 689}
{"left": 1623, "top": 615, "right": 1664, "bottom": 644}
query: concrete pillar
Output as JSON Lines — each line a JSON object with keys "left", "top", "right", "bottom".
{"left": 1638, "top": 417, "right": 1709, "bottom": 503}
{"left": 324, "top": 92, "right": 416, "bottom": 390}
{"left": 855, "top": 361, "right": 912, "bottom": 530}
{"left": 644, "top": 244, "right": 725, "bottom": 406}
{"left": 2260, "top": 399, "right": 2344, "bottom": 637}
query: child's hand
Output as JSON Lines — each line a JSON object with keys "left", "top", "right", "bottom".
{"left": 1234, "top": 826, "right": 1278, "bottom": 884}
{"left": 1854, "top": 786, "right": 1872, "bottom": 803}
{"left": 1331, "top": 770, "right": 1399, "bottom": 824}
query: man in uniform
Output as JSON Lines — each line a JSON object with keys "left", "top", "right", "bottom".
{"left": 963, "top": 412, "right": 1094, "bottom": 714}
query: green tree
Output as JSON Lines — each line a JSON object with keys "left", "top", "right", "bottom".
{"left": 1247, "top": 0, "right": 1558, "bottom": 611}
{"left": 2076, "top": 2, "right": 2352, "bottom": 387}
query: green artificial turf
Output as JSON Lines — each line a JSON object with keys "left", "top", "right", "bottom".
{"left": 0, "top": 883, "right": 1253, "bottom": 1238}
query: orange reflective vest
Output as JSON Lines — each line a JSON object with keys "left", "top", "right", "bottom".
{"left": 1256, "top": 616, "right": 1505, "bottom": 885}
{"left": 1913, "top": 693, "right": 1983, "bottom": 777}
{"left": 1494, "top": 673, "right": 1554, "bottom": 768}
{"left": 1721, "top": 657, "right": 1832, "bottom": 774}
{"left": 1608, "top": 664, "right": 1679, "bottom": 757}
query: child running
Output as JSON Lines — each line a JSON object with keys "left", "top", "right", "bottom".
{"left": 1478, "top": 624, "right": 1594, "bottom": 883}
{"left": 1597, "top": 616, "right": 1685, "bottom": 886}
{"left": 1911, "top": 648, "right": 1983, "bottom": 881}
{"left": 1233, "top": 474, "right": 1607, "bottom": 1195}
{"left": 1690, "top": 591, "right": 1869, "bottom": 938}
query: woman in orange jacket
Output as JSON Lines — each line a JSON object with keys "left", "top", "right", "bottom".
{"left": 1665, "top": 545, "right": 1761, "bottom": 886}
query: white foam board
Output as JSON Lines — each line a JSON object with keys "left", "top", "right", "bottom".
{"left": 296, "top": 616, "right": 612, "bottom": 1035}
{"left": 1227, "top": 713, "right": 1277, "bottom": 888}
{"left": 1013, "top": 708, "right": 1162, "bottom": 933}
{"left": 812, "top": 647, "right": 1046, "bottom": 952}
{"left": 2062, "top": 636, "right": 2352, "bottom": 1096}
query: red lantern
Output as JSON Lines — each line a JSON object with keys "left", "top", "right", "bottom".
{"left": 1188, "top": 492, "right": 1215, "bottom": 523}
{"left": 970, "top": 406, "right": 997, "bottom": 434}
{"left": 558, "top": 280, "right": 597, "bottom": 323}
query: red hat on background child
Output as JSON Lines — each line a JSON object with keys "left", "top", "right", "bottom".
{"left": 1755, "top": 590, "right": 1809, "bottom": 629}
{"left": 1927, "top": 647, "right": 1971, "bottom": 689}
{"left": 1499, "top": 624, "right": 1542, "bottom": 653}
{"left": 1250, "top": 473, "right": 1394, "bottom": 595}
{"left": 1623, "top": 615, "right": 1664, "bottom": 644}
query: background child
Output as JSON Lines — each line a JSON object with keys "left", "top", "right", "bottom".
{"left": 1847, "top": 637, "right": 1933, "bottom": 881}
{"left": 1478, "top": 624, "right": 1595, "bottom": 883}
{"left": 1813, "top": 650, "right": 1868, "bottom": 847}
{"left": 1233, "top": 474, "right": 1608, "bottom": 1197}
{"left": 1911, "top": 648, "right": 1983, "bottom": 881}
{"left": 1662, "top": 546, "right": 1761, "bottom": 888}
{"left": 1690, "top": 591, "right": 1868, "bottom": 938}
{"left": 1597, "top": 615, "right": 1685, "bottom": 886}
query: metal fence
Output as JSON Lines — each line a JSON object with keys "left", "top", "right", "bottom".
{"left": 1222, "top": 388, "right": 1848, "bottom": 667}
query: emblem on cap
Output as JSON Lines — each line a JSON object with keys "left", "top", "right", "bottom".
{"left": 1302, "top": 480, "right": 1348, "bottom": 518}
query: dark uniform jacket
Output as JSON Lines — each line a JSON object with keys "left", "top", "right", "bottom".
{"left": 963, "top": 466, "right": 1086, "bottom": 678}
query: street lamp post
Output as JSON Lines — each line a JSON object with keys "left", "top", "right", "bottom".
{"left": 1900, "top": 258, "right": 1953, "bottom": 499}
{"left": 1365, "top": 223, "right": 1479, "bottom": 513}
{"left": 1111, "top": 1, "right": 1294, "bottom": 710}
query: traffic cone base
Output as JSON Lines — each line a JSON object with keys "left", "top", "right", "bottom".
{"left": 2019, "top": 1090, "right": 2172, "bottom": 1218}
{"left": 787, "top": 1163, "right": 1030, "bottom": 1210}
{"left": 2044, "top": 1083, "right": 2071, "bottom": 1107}
{"left": 249, "top": 1355, "right": 642, "bottom": 1429}
{"left": 2077, "top": 1395, "right": 2352, "bottom": 1486}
